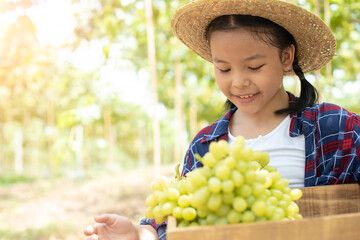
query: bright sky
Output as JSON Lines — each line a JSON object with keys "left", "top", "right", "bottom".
{"left": 27, "top": 0, "right": 76, "bottom": 47}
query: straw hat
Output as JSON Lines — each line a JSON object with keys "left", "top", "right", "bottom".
{"left": 171, "top": 0, "right": 336, "bottom": 74}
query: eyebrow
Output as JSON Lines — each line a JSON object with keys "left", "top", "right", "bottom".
{"left": 213, "top": 54, "right": 266, "bottom": 63}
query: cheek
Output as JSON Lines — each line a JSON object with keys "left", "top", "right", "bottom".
{"left": 214, "top": 73, "right": 228, "bottom": 91}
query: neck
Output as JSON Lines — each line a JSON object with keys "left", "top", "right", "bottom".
{"left": 229, "top": 90, "right": 289, "bottom": 139}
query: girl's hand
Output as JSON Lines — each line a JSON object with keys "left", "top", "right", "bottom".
{"left": 84, "top": 214, "right": 158, "bottom": 240}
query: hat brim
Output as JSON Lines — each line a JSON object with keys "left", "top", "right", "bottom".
{"left": 171, "top": 0, "right": 336, "bottom": 74}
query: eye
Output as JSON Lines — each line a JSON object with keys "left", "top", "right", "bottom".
{"left": 249, "top": 64, "right": 265, "bottom": 71}
{"left": 218, "top": 68, "right": 231, "bottom": 73}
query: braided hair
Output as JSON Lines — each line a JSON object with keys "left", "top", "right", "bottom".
{"left": 206, "top": 15, "right": 318, "bottom": 114}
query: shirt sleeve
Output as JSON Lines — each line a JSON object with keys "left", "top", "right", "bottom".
{"left": 139, "top": 218, "right": 167, "bottom": 240}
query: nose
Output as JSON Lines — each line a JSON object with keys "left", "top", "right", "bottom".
{"left": 232, "top": 71, "right": 250, "bottom": 89}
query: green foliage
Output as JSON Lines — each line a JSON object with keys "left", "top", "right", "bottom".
{"left": 0, "top": 0, "right": 358, "bottom": 180}
{"left": 0, "top": 174, "right": 37, "bottom": 186}
{"left": 0, "top": 223, "right": 77, "bottom": 240}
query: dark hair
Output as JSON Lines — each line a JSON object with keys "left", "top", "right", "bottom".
{"left": 206, "top": 15, "right": 318, "bottom": 114}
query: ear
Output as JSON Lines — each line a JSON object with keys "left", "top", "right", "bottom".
{"left": 281, "top": 44, "right": 295, "bottom": 71}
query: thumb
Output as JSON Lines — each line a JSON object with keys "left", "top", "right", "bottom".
{"left": 94, "top": 214, "right": 118, "bottom": 225}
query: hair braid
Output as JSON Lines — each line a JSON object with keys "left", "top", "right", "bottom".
{"left": 275, "top": 56, "right": 318, "bottom": 114}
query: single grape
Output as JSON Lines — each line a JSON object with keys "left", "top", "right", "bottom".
{"left": 202, "top": 152, "right": 217, "bottom": 167}
{"left": 191, "top": 186, "right": 210, "bottom": 208}
{"left": 240, "top": 148, "right": 253, "bottom": 162}
{"left": 188, "top": 171, "right": 207, "bottom": 189}
{"left": 231, "top": 169, "right": 244, "bottom": 187}
{"left": 232, "top": 196, "right": 247, "bottom": 212}
{"left": 258, "top": 152, "right": 270, "bottom": 167}
{"left": 214, "top": 216, "right": 228, "bottom": 225}
{"left": 238, "top": 184, "right": 252, "bottom": 197}
{"left": 271, "top": 207, "right": 285, "bottom": 221}
{"left": 290, "top": 188, "right": 303, "bottom": 200}
{"left": 145, "top": 194, "right": 158, "bottom": 207}
{"left": 145, "top": 207, "right": 154, "bottom": 219}
{"left": 267, "top": 196, "right": 278, "bottom": 206}
{"left": 205, "top": 213, "right": 217, "bottom": 225}
{"left": 246, "top": 195, "right": 256, "bottom": 207}
{"left": 252, "top": 182, "right": 265, "bottom": 197}
{"left": 178, "top": 179, "right": 188, "bottom": 194}
{"left": 270, "top": 189, "right": 283, "bottom": 200}
{"left": 264, "top": 165, "right": 277, "bottom": 172}
{"left": 189, "top": 221, "right": 200, "bottom": 227}
{"left": 166, "top": 187, "right": 180, "bottom": 201}
{"left": 153, "top": 205, "right": 164, "bottom": 219}
{"left": 251, "top": 200, "right": 267, "bottom": 217}
{"left": 265, "top": 204, "right": 276, "bottom": 219}
{"left": 198, "top": 218, "right": 207, "bottom": 226}
{"left": 209, "top": 140, "right": 229, "bottom": 160}
{"left": 222, "top": 192, "right": 235, "bottom": 205}
{"left": 223, "top": 156, "right": 237, "bottom": 169}
{"left": 282, "top": 194, "right": 292, "bottom": 203}
{"left": 271, "top": 178, "right": 289, "bottom": 190}
{"left": 215, "top": 204, "right": 231, "bottom": 217}
{"left": 178, "top": 195, "right": 191, "bottom": 208}
{"left": 208, "top": 176, "right": 222, "bottom": 193}
{"left": 162, "top": 201, "right": 176, "bottom": 215}
{"left": 269, "top": 171, "right": 281, "bottom": 183}
{"left": 286, "top": 202, "right": 299, "bottom": 216}
{"left": 227, "top": 209, "right": 242, "bottom": 224}
{"left": 153, "top": 190, "right": 167, "bottom": 204}
{"left": 207, "top": 193, "right": 222, "bottom": 211}
{"left": 222, "top": 179, "right": 235, "bottom": 193}
{"left": 197, "top": 207, "right": 209, "bottom": 218}
{"left": 278, "top": 200, "right": 288, "bottom": 209}
{"left": 151, "top": 175, "right": 170, "bottom": 192}
{"left": 177, "top": 220, "right": 190, "bottom": 227}
{"left": 244, "top": 170, "right": 257, "bottom": 183}
{"left": 172, "top": 206, "right": 183, "bottom": 218}
{"left": 234, "top": 136, "right": 245, "bottom": 149}
{"left": 182, "top": 207, "right": 197, "bottom": 221}
{"left": 242, "top": 210, "right": 255, "bottom": 223}
{"left": 248, "top": 160, "right": 261, "bottom": 171}
{"left": 215, "top": 164, "right": 231, "bottom": 180}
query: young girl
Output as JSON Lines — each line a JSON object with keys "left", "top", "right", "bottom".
{"left": 83, "top": 0, "right": 360, "bottom": 239}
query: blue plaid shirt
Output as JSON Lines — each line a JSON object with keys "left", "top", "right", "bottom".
{"left": 140, "top": 92, "right": 360, "bottom": 240}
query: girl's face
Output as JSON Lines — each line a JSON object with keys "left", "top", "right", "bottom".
{"left": 209, "top": 29, "right": 294, "bottom": 116}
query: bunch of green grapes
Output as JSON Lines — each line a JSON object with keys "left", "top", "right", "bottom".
{"left": 145, "top": 136, "right": 303, "bottom": 227}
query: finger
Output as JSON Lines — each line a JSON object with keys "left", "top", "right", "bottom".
{"left": 84, "top": 225, "right": 94, "bottom": 236}
{"left": 84, "top": 225, "right": 99, "bottom": 236}
{"left": 94, "top": 213, "right": 118, "bottom": 225}
{"left": 87, "top": 234, "right": 99, "bottom": 240}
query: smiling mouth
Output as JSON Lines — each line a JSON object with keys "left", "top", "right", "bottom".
{"left": 238, "top": 94, "right": 256, "bottom": 99}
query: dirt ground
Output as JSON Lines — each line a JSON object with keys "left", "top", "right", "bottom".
{"left": 0, "top": 166, "right": 173, "bottom": 240}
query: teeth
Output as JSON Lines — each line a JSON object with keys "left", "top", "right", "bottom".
{"left": 239, "top": 94, "right": 254, "bottom": 99}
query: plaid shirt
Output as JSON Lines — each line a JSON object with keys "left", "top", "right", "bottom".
{"left": 141, "top": 92, "right": 360, "bottom": 240}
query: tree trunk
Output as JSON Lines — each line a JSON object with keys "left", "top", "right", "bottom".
{"left": 138, "top": 121, "right": 147, "bottom": 168}
{"left": 324, "top": 0, "right": 332, "bottom": 83}
{"left": 314, "top": 0, "right": 323, "bottom": 102}
{"left": 14, "top": 127, "right": 23, "bottom": 174}
{"left": 75, "top": 124, "right": 84, "bottom": 177}
{"left": 189, "top": 88, "right": 198, "bottom": 141}
{"left": 174, "top": 57, "right": 186, "bottom": 163}
{"left": 104, "top": 108, "right": 114, "bottom": 169}
{"left": 145, "top": 0, "right": 161, "bottom": 176}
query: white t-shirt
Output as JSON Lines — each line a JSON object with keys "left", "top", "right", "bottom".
{"left": 228, "top": 115, "right": 305, "bottom": 188}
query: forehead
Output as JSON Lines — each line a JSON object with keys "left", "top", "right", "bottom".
{"left": 209, "top": 29, "right": 280, "bottom": 60}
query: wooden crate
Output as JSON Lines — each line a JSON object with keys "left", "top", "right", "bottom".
{"left": 167, "top": 184, "right": 360, "bottom": 240}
